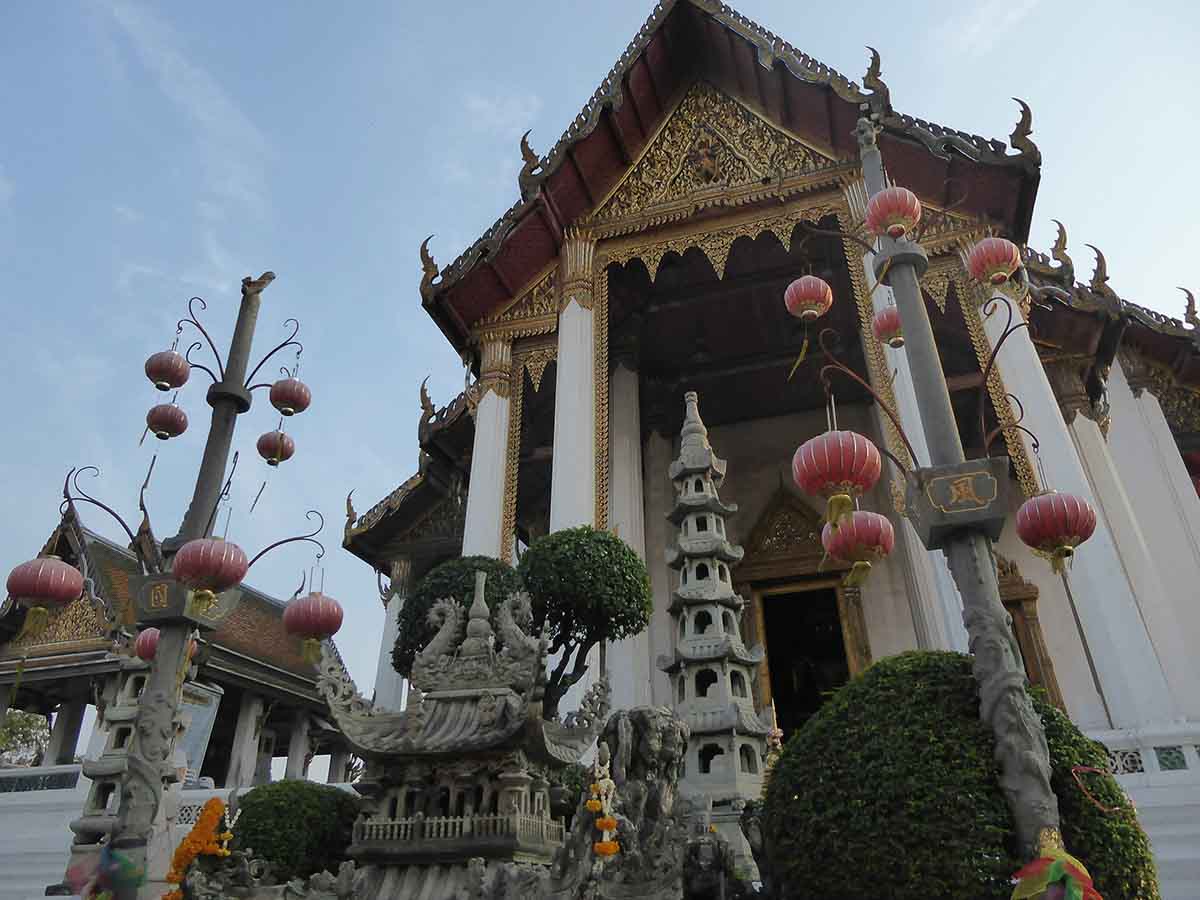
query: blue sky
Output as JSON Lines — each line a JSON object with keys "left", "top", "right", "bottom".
{"left": 1, "top": 0, "right": 1197, "bottom": 719}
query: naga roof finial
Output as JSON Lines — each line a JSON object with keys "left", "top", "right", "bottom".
{"left": 1049, "top": 219, "right": 1074, "bottom": 285}
{"left": 862, "top": 46, "right": 891, "bottom": 114}
{"left": 420, "top": 375, "right": 435, "bottom": 423}
{"left": 1180, "top": 286, "right": 1199, "bottom": 330}
{"left": 519, "top": 130, "right": 542, "bottom": 201}
{"left": 1010, "top": 98, "right": 1041, "bottom": 163}
{"left": 1084, "top": 243, "right": 1116, "bottom": 297}
{"left": 419, "top": 235, "right": 438, "bottom": 300}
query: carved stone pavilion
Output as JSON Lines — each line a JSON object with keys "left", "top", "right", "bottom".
{"left": 335, "top": 0, "right": 1200, "bottom": 892}
{"left": 316, "top": 571, "right": 608, "bottom": 898}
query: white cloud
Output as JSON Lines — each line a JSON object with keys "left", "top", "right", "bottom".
{"left": 114, "top": 204, "right": 142, "bottom": 223}
{"left": 462, "top": 89, "right": 543, "bottom": 141}
{"left": 116, "top": 261, "right": 160, "bottom": 292}
{"left": 934, "top": 0, "right": 1042, "bottom": 56}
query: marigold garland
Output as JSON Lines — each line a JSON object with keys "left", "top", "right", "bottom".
{"left": 163, "top": 797, "right": 232, "bottom": 900}
{"left": 595, "top": 816, "right": 618, "bottom": 832}
{"left": 593, "top": 840, "right": 620, "bottom": 857}
{"left": 585, "top": 798, "right": 603, "bottom": 813}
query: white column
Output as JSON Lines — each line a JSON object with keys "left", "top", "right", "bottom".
{"left": 550, "top": 232, "right": 597, "bottom": 531}
{"left": 225, "top": 692, "right": 264, "bottom": 788}
{"left": 1085, "top": 358, "right": 1200, "bottom": 719}
{"left": 462, "top": 337, "right": 512, "bottom": 557}
{"left": 47, "top": 698, "right": 87, "bottom": 765}
{"left": 285, "top": 712, "right": 311, "bottom": 780}
{"left": 373, "top": 557, "right": 411, "bottom": 712}
{"left": 607, "top": 362, "right": 651, "bottom": 709}
{"left": 861, "top": 253, "right": 968, "bottom": 652}
{"left": 328, "top": 747, "right": 351, "bottom": 784}
{"left": 983, "top": 296, "right": 1177, "bottom": 728}
{"left": 644, "top": 430, "right": 676, "bottom": 707}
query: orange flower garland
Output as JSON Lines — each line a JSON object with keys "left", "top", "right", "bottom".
{"left": 588, "top": 741, "right": 620, "bottom": 859}
{"left": 593, "top": 840, "right": 620, "bottom": 857}
{"left": 595, "top": 816, "right": 618, "bottom": 832}
{"left": 163, "top": 797, "right": 232, "bottom": 900}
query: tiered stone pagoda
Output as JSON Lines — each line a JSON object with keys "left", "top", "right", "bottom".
{"left": 657, "top": 392, "right": 770, "bottom": 850}
{"left": 316, "top": 571, "right": 609, "bottom": 899}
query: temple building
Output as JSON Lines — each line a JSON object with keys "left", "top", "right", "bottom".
{"left": 0, "top": 505, "right": 353, "bottom": 896}
{"left": 343, "top": 2, "right": 1200, "bottom": 893}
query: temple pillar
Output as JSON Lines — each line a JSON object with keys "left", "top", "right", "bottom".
{"left": 607, "top": 359, "right": 651, "bottom": 709}
{"left": 462, "top": 337, "right": 513, "bottom": 557}
{"left": 225, "top": 691, "right": 264, "bottom": 788}
{"left": 857, "top": 236, "right": 967, "bottom": 652}
{"left": 373, "top": 557, "right": 411, "bottom": 712}
{"left": 285, "top": 711, "right": 311, "bottom": 779}
{"left": 550, "top": 232, "right": 597, "bottom": 531}
{"left": 47, "top": 697, "right": 87, "bottom": 765}
{"left": 0, "top": 684, "right": 11, "bottom": 730}
{"left": 982, "top": 296, "right": 1177, "bottom": 728}
{"left": 327, "top": 747, "right": 350, "bottom": 784}
{"left": 643, "top": 429, "right": 676, "bottom": 707}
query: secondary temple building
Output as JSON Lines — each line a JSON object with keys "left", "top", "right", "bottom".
{"left": 331, "top": 0, "right": 1200, "bottom": 891}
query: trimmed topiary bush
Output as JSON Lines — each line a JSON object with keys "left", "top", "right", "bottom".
{"left": 518, "top": 526, "right": 652, "bottom": 719}
{"left": 231, "top": 780, "right": 361, "bottom": 882}
{"left": 761, "top": 651, "right": 1158, "bottom": 900}
{"left": 391, "top": 555, "right": 524, "bottom": 678}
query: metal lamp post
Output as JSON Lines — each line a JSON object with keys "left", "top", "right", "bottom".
{"left": 854, "top": 117, "right": 1061, "bottom": 858}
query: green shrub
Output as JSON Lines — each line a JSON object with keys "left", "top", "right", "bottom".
{"left": 391, "top": 555, "right": 524, "bottom": 677}
{"left": 760, "top": 651, "right": 1158, "bottom": 900}
{"left": 518, "top": 526, "right": 652, "bottom": 719}
{"left": 231, "top": 780, "right": 361, "bottom": 882}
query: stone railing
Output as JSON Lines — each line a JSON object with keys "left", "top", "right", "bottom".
{"left": 355, "top": 812, "right": 564, "bottom": 845}
{"left": 0, "top": 763, "right": 82, "bottom": 793}
{"left": 1093, "top": 727, "right": 1200, "bottom": 780}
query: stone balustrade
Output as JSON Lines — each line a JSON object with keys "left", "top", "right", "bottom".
{"left": 355, "top": 811, "right": 564, "bottom": 846}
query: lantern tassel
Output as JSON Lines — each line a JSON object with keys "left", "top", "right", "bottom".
{"left": 842, "top": 561, "right": 873, "bottom": 587}
{"left": 825, "top": 494, "right": 854, "bottom": 526}
{"left": 787, "top": 323, "right": 810, "bottom": 381}
{"left": 301, "top": 638, "right": 322, "bottom": 665}
{"left": 1051, "top": 546, "right": 1075, "bottom": 575}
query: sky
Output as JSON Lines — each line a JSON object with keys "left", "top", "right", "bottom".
{"left": 1, "top": 1, "right": 1197, "bottom": 763}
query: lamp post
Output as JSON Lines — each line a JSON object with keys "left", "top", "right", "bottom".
{"left": 854, "top": 117, "right": 1061, "bottom": 858}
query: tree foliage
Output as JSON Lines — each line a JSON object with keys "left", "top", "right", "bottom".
{"left": 0, "top": 709, "right": 50, "bottom": 766}
{"left": 518, "top": 526, "right": 652, "bottom": 719}
{"left": 760, "top": 651, "right": 1159, "bottom": 900}
{"left": 391, "top": 555, "right": 523, "bottom": 678}
{"left": 231, "top": 780, "right": 361, "bottom": 882}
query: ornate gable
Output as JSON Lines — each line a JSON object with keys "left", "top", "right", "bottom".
{"left": 737, "top": 487, "right": 840, "bottom": 581}
{"left": 589, "top": 81, "right": 844, "bottom": 233}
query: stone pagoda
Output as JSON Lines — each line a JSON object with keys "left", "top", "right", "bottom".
{"left": 657, "top": 392, "right": 771, "bottom": 853}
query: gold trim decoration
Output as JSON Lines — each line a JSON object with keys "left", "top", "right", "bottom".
{"left": 957, "top": 274, "right": 1040, "bottom": 497}
{"left": 837, "top": 206, "right": 911, "bottom": 514}
{"left": 473, "top": 266, "right": 558, "bottom": 343}
{"left": 475, "top": 336, "right": 513, "bottom": 404}
{"left": 606, "top": 197, "right": 842, "bottom": 281}
{"left": 919, "top": 267, "right": 953, "bottom": 314}
{"left": 500, "top": 352, "right": 527, "bottom": 563}
{"left": 586, "top": 81, "right": 847, "bottom": 237}
{"left": 593, "top": 258, "right": 610, "bottom": 530}
{"left": 836, "top": 586, "right": 873, "bottom": 677}
{"left": 522, "top": 345, "right": 556, "bottom": 392}
{"left": 560, "top": 229, "right": 597, "bottom": 311}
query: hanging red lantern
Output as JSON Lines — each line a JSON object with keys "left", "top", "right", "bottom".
{"left": 792, "top": 430, "right": 882, "bottom": 524}
{"left": 283, "top": 591, "right": 344, "bottom": 663}
{"left": 134, "top": 627, "right": 196, "bottom": 662}
{"left": 1016, "top": 491, "right": 1097, "bottom": 573}
{"left": 257, "top": 431, "right": 296, "bottom": 467}
{"left": 147, "top": 404, "right": 188, "bottom": 441}
{"left": 865, "top": 186, "right": 922, "bottom": 239}
{"left": 872, "top": 305, "right": 904, "bottom": 348}
{"left": 270, "top": 378, "right": 312, "bottom": 417}
{"left": 783, "top": 275, "right": 834, "bottom": 321}
{"left": 1182, "top": 451, "right": 1200, "bottom": 476}
{"left": 173, "top": 538, "right": 248, "bottom": 610}
{"left": 6, "top": 555, "right": 84, "bottom": 641}
{"left": 967, "top": 237, "right": 1022, "bottom": 285}
{"left": 821, "top": 510, "right": 895, "bottom": 586}
{"left": 144, "top": 350, "right": 191, "bottom": 392}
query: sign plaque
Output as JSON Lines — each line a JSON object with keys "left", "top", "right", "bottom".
{"left": 905, "top": 457, "right": 1010, "bottom": 550}
{"left": 132, "top": 574, "right": 241, "bottom": 630}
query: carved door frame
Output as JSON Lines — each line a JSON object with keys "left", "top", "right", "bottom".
{"left": 733, "top": 488, "right": 872, "bottom": 713}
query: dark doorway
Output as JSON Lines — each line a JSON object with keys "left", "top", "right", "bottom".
{"left": 763, "top": 587, "right": 850, "bottom": 740}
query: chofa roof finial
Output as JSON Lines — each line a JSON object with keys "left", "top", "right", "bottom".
{"left": 862, "top": 46, "right": 891, "bottom": 114}
{"left": 419, "top": 235, "right": 438, "bottom": 299}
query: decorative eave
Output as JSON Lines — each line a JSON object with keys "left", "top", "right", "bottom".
{"left": 418, "top": 0, "right": 1042, "bottom": 353}
{"left": 665, "top": 539, "right": 744, "bottom": 569}
{"left": 657, "top": 635, "right": 764, "bottom": 671}
{"left": 669, "top": 586, "right": 745, "bottom": 612}
{"left": 684, "top": 700, "right": 773, "bottom": 737}
{"left": 666, "top": 494, "right": 738, "bottom": 525}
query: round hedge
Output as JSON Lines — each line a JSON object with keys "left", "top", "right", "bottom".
{"left": 391, "top": 555, "right": 524, "bottom": 677}
{"left": 761, "top": 651, "right": 1158, "bottom": 900}
{"left": 231, "top": 780, "right": 361, "bottom": 882}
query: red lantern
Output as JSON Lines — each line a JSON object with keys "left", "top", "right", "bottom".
{"left": 821, "top": 510, "right": 895, "bottom": 585}
{"left": 145, "top": 350, "right": 191, "bottom": 392}
{"left": 6, "top": 555, "right": 84, "bottom": 641}
{"left": 865, "top": 186, "right": 922, "bottom": 239}
{"left": 173, "top": 538, "right": 248, "bottom": 610}
{"left": 792, "top": 430, "right": 882, "bottom": 524}
{"left": 134, "top": 627, "right": 196, "bottom": 662}
{"left": 967, "top": 237, "right": 1022, "bottom": 285}
{"left": 270, "top": 378, "right": 312, "bottom": 417}
{"left": 147, "top": 403, "right": 188, "bottom": 441}
{"left": 872, "top": 305, "right": 904, "bottom": 348}
{"left": 783, "top": 275, "right": 834, "bottom": 321}
{"left": 283, "top": 591, "right": 344, "bottom": 663}
{"left": 1016, "top": 491, "right": 1097, "bottom": 573}
{"left": 257, "top": 431, "right": 296, "bottom": 467}
{"left": 1182, "top": 451, "right": 1200, "bottom": 476}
